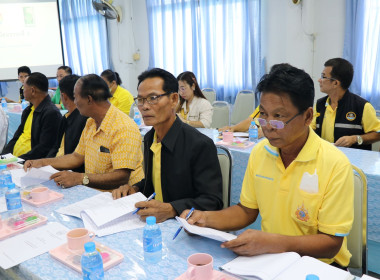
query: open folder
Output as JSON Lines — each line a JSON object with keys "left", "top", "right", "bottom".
{"left": 220, "top": 252, "right": 354, "bottom": 280}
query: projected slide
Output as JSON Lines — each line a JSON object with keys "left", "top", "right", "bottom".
{"left": 0, "top": 0, "right": 64, "bottom": 81}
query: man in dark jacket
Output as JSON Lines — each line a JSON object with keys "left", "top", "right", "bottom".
{"left": 112, "top": 68, "right": 223, "bottom": 223}
{"left": 2, "top": 72, "right": 62, "bottom": 160}
{"left": 46, "top": 75, "right": 87, "bottom": 172}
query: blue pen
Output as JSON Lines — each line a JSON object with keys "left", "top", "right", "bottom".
{"left": 132, "top": 192, "right": 156, "bottom": 215}
{"left": 172, "top": 207, "right": 195, "bottom": 240}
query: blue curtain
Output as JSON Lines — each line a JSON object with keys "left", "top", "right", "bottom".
{"left": 146, "top": 0, "right": 261, "bottom": 103}
{"left": 0, "top": 83, "right": 7, "bottom": 98}
{"left": 59, "top": 0, "right": 110, "bottom": 75}
{"left": 344, "top": 0, "right": 380, "bottom": 110}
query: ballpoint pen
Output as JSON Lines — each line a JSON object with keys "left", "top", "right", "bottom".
{"left": 172, "top": 207, "right": 195, "bottom": 240}
{"left": 132, "top": 192, "right": 156, "bottom": 214}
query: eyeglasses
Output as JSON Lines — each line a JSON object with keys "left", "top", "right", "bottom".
{"left": 134, "top": 92, "right": 173, "bottom": 106}
{"left": 256, "top": 112, "right": 303, "bottom": 130}
{"left": 320, "top": 73, "right": 337, "bottom": 81}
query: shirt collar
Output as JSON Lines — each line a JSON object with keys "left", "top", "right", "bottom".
{"left": 160, "top": 116, "right": 182, "bottom": 153}
{"left": 91, "top": 104, "right": 115, "bottom": 135}
{"left": 264, "top": 127, "right": 320, "bottom": 162}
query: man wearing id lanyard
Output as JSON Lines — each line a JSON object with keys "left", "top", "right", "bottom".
{"left": 112, "top": 68, "right": 223, "bottom": 223}
{"left": 24, "top": 74, "right": 144, "bottom": 190}
{"left": 183, "top": 64, "right": 354, "bottom": 270}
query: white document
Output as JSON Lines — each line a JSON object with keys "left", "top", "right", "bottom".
{"left": 81, "top": 192, "right": 147, "bottom": 227}
{"left": 10, "top": 165, "right": 60, "bottom": 188}
{"left": 80, "top": 192, "right": 147, "bottom": 236}
{"left": 56, "top": 192, "right": 113, "bottom": 218}
{"left": 361, "top": 275, "right": 378, "bottom": 280}
{"left": 175, "top": 217, "right": 237, "bottom": 242}
{"left": 220, "top": 253, "right": 354, "bottom": 280}
{"left": 0, "top": 196, "right": 7, "bottom": 213}
{"left": 0, "top": 222, "right": 69, "bottom": 269}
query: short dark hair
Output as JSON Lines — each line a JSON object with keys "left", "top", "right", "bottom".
{"left": 137, "top": 68, "right": 178, "bottom": 94}
{"left": 256, "top": 64, "right": 314, "bottom": 112}
{"left": 77, "top": 74, "right": 112, "bottom": 101}
{"left": 101, "top": 69, "right": 122, "bottom": 85}
{"left": 58, "top": 66, "right": 73, "bottom": 75}
{"left": 18, "top": 66, "right": 31, "bottom": 75}
{"left": 59, "top": 75, "right": 80, "bottom": 101}
{"left": 324, "top": 58, "right": 353, "bottom": 90}
{"left": 25, "top": 72, "right": 48, "bottom": 92}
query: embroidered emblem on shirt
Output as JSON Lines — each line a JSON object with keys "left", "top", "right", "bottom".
{"left": 295, "top": 203, "right": 309, "bottom": 222}
{"left": 346, "top": 112, "right": 356, "bottom": 121}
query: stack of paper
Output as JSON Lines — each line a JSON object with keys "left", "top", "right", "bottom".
{"left": 57, "top": 192, "right": 147, "bottom": 237}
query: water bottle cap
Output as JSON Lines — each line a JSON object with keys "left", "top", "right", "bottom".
{"left": 6, "top": 183, "right": 15, "bottom": 189}
{"left": 251, "top": 121, "right": 255, "bottom": 125}
{"left": 0, "top": 165, "right": 6, "bottom": 171}
{"left": 146, "top": 216, "right": 156, "bottom": 225}
{"left": 84, "top": 241, "right": 96, "bottom": 253}
{"left": 305, "top": 274, "right": 319, "bottom": 280}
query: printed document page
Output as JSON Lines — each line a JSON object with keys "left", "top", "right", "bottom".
{"left": 10, "top": 165, "right": 60, "bottom": 188}
{"left": 175, "top": 217, "right": 237, "bottom": 242}
{"left": 56, "top": 192, "right": 113, "bottom": 218}
{"left": 0, "top": 222, "right": 69, "bottom": 269}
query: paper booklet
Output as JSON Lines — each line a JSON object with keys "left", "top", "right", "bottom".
{"left": 57, "top": 192, "right": 148, "bottom": 237}
{"left": 220, "top": 252, "right": 354, "bottom": 280}
{"left": 175, "top": 217, "right": 237, "bottom": 242}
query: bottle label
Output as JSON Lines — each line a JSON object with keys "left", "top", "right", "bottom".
{"left": 249, "top": 128, "right": 258, "bottom": 138}
{"left": 143, "top": 236, "right": 162, "bottom": 253}
{"left": 6, "top": 192, "right": 22, "bottom": 210}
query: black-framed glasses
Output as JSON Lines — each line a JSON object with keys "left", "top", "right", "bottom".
{"left": 320, "top": 73, "right": 337, "bottom": 81}
{"left": 256, "top": 111, "right": 303, "bottom": 130}
{"left": 134, "top": 92, "right": 173, "bottom": 106}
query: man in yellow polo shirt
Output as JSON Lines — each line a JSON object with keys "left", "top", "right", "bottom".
{"left": 24, "top": 74, "right": 144, "bottom": 190}
{"left": 2, "top": 72, "right": 62, "bottom": 160}
{"left": 311, "top": 58, "right": 380, "bottom": 150}
{"left": 112, "top": 68, "right": 223, "bottom": 223}
{"left": 183, "top": 64, "right": 354, "bottom": 268}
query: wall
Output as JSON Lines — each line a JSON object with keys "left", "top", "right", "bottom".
{"left": 264, "top": 0, "right": 346, "bottom": 101}
{"left": 107, "top": 0, "right": 149, "bottom": 97}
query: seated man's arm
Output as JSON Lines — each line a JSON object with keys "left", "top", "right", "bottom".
{"left": 170, "top": 138, "right": 224, "bottom": 215}
{"left": 24, "top": 152, "right": 85, "bottom": 171}
{"left": 335, "top": 102, "right": 380, "bottom": 146}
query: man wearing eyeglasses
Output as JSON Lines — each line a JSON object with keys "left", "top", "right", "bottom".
{"left": 182, "top": 64, "right": 354, "bottom": 269}
{"left": 24, "top": 74, "right": 144, "bottom": 190}
{"left": 310, "top": 58, "right": 380, "bottom": 150}
{"left": 112, "top": 68, "right": 223, "bottom": 223}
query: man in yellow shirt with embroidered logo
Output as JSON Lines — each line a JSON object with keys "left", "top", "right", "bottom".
{"left": 183, "top": 64, "right": 354, "bottom": 268}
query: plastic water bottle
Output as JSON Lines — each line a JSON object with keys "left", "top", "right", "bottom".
{"left": 249, "top": 121, "right": 258, "bottom": 143}
{"left": 143, "top": 216, "right": 162, "bottom": 264}
{"left": 1, "top": 98, "right": 7, "bottom": 112}
{"left": 0, "top": 165, "right": 10, "bottom": 210}
{"left": 81, "top": 241, "right": 104, "bottom": 280}
{"left": 134, "top": 110, "right": 142, "bottom": 126}
{"left": 21, "top": 99, "right": 28, "bottom": 110}
{"left": 5, "top": 182, "right": 23, "bottom": 217}
{"left": 306, "top": 275, "right": 319, "bottom": 280}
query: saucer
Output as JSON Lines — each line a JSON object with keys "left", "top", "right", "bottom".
{"left": 175, "top": 269, "right": 240, "bottom": 280}
{"left": 49, "top": 241, "right": 124, "bottom": 273}
{"left": 21, "top": 190, "right": 64, "bottom": 207}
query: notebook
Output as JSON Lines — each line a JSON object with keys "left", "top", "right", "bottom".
{"left": 220, "top": 252, "right": 354, "bottom": 280}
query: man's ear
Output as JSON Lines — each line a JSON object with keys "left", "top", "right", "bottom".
{"left": 87, "top": 95, "right": 93, "bottom": 104}
{"left": 304, "top": 107, "right": 314, "bottom": 126}
{"left": 171, "top": 92, "right": 179, "bottom": 107}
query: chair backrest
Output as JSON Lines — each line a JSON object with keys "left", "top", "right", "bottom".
{"left": 216, "top": 145, "right": 232, "bottom": 208}
{"left": 347, "top": 165, "right": 367, "bottom": 275}
{"left": 211, "top": 101, "right": 230, "bottom": 129}
{"left": 0, "top": 109, "right": 8, "bottom": 151}
{"left": 202, "top": 88, "right": 216, "bottom": 104}
{"left": 129, "top": 103, "right": 137, "bottom": 119}
{"left": 231, "top": 90, "right": 255, "bottom": 125}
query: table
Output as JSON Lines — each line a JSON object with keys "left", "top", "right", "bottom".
{"left": 0, "top": 180, "right": 237, "bottom": 280}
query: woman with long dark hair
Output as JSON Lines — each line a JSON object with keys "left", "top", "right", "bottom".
{"left": 176, "top": 71, "right": 213, "bottom": 128}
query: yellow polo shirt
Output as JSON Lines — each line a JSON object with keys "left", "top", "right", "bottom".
{"left": 150, "top": 132, "right": 163, "bottom": 202}
{"left": 240, "top": 128, "right": 354, "bottom": 266}
{"left": 13, "top": 106, "right": 35, "bottom": 157}
{"left": 109, "top": 85, "right": 134, "bottom": 115}
{"left": 310, "top": 98, "right": 380, "bottom": 142}
{"left": 75, "top": 104, "right": 144, "bottom": 185}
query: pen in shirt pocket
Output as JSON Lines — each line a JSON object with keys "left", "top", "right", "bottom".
{"left": 99, "top": 146, "right": 110, "bottom": 153}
